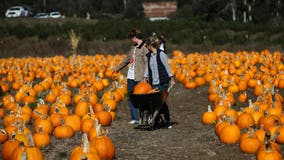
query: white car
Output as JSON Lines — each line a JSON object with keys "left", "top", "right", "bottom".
{"left": 5, "top": 6, "right": 29, "bottom": 18}
{"left": 33, "top": 12, "right": 49, "bottom": 18}
{"left": 49, "top": 12, "right": 62, "bottom": 18}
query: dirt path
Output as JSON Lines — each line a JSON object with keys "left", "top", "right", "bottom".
{"left": 1, "top": 82, "right": 283, "bottom": 160}
{"left": 108, "top": 83, "right": 256, "bottom": 160}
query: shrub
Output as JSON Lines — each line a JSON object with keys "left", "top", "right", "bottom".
{"left": 211, "top": 31, "right": 230, "bottom": 45}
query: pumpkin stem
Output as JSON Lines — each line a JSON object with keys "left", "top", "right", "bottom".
{"left": 219, "top": 113, "right": 227, "bottom": 122}
{"left": 0, "top": 129, "right": 7, "bottom": 135}
{"left": 259, "top": 124, "right": 264, "bottom": 130}
{"left": 248, "top": 99, "right": 253, "bottom": 108}
{"left": 10, "top": 95, "right": 15, "bottom": 102}
{"left": 271, "top": 130, "right": 280, "bottom": 142}
{"left": 61, "top": 118, "right": 66, "bottom": 126}
{"left": 82, "top": 133, "right": 90, "bottom": 153}
{"left": 265, "top": 130, "right": 271, "bottom": 140}
{"left": 207, "top": 105, "right": 212, "bottom": 112}
{"left": 82, "top": 133, "right": 88, "bottom": 142}
{"left": 94, "top": 118, "right": 99, "bottom": 126}
{"left": 104, "top": 104, "right": 111, "bottom": 112}
{"left": 80, "top": 155, "right": 88, "bottom": 160}
{"left": 264, "top": 85, "right": 269, "bottom": 94}
{"left": 17, "top": 123, "right": 24, "bottom": 134}
{"left": 248, "top": 127, "right": 255, "bottom": 137}
{"left": 228, "top": 115, "right": 235, "bottom": 125}
{"left": 26, "top": 132, "right": 35, "bottom": 147}
{"left": 38, "top": 98, "right": 45, "bottom": 105}
{"left": 253, "top": 105, "right": 259, "bottom": 112}
{"left": 20, "top": 151, "right": 27, "bottom": 160}
{"left": 89, "top": 105, "right": 95, "bottom": 114}
{"left": 9, "top": 110, "right": 15, "bottom": 116}
{"left": 263, "top": 110, "right": 269, "bottom": 116}
{"left": 96, "top": 124, "right": 103, "bottom": 137}
{"left": 54, "top": 106, "right": 60, "bottom": 113}
{"left": 98, "top": 97, "right": 103, "bottom": 104}
{"left": 33, "top": 110, "right": 47, "bottom": 119}
{"left": 264, "top": 138, "right": 273, "bottom": 152}
{"left": 38, "top": 124, "right": 43, "bottom": 133}
{"left": 8, "top": 131, "right": 16, "bottom": 141}
{"left": 271, "top": 85, "right": 275, "bottom": 96}
{"left": 228, "top": 102, "right": 232, "bottom": 109}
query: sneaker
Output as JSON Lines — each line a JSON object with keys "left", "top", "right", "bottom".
{"left": 164, "top": 122, "right": 172, "bottom": 129}
{"left": 128, "top": 120, "right": 139, "bottom": 124}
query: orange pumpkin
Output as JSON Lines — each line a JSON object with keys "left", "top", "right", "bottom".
{"left": 236, "top": 112, "right": 255, "bottom": 129}
{"left": 32, "top": 125, "right": 50, "bottom": 148}
{"left": 10, "top": 133, "right": 44, "bottom": 160}
{"left": 240, "top": 129, "right": 261, "bottom": 154}
{"left": 90, "top": 135, "right": 115, "bottom": 160}
{"left": 219, "top": 121, "right": 241, "bottom": 144}
{"left": 258, "top": 112, "right": 280, "bottom": 131}
{"left": 256, "top": 138, "right": 282, "bottom": 160}
{"left": 133, "top": 82, "right": 152, "bottom": 94}
{"left": 201, "top": 105, "right": 216, "bottom": 125}
{"left": 96, "top": 111, "right": 112, "bottom": 127}
{"left": 1, "top": 132, "right": 20, "bottom": 160}
{"left": 54, "top": 119, "right": 75, "bottom": 139}
{"left": 70, "top": 133, "right": 100, "bottom": 160}
{"left": 63, "top": 114, "right": 81, "bottom": 132}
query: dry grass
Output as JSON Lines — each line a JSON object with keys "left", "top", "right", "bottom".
{"left": 69, "top": 29, "right": 80, "bottom": 56}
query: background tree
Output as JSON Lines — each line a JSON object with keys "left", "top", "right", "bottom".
{"left": 124, "top": 0, "right": 144, "bottom": 19}
{"left": 1, "top": 0, "right": 284, "bottom": 23}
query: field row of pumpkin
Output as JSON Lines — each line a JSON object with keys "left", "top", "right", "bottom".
{"left": 1, "top": 50, "right": 284, "bottom": 159}
{"left": 0, "top": 54, "right": 129, "bottom": 160}
{"left": 170, "top": 50, "right": 284, "bottom": 160}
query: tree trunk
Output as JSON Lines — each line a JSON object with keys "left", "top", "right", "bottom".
{"left": 276, "top": 0, "right": 280, "bottom": 17}
{"left": 243, "top": 0, "right": 247, "bottom": 23}
{"left": 248, "top": 5, "right": 252, "bottom": 21}
{"left": 123, "top": 0, "right": 127, "bottom": 10}
{"left": 232, "top": 0, "right": 237, "bottom": 21}
{"left": 243, "top": 11, "right": 247, "bottom": 23}
{"left": 43, "top": 0, "right": 46, "bottom": 13}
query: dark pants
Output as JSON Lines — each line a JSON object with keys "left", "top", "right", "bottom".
{"left": 152, "top": 83, "right": 171, "bottom": 123}
{"left": 159, "top": 102, "right": 170, "bottom": 122}
{"left": 127, "top": 79, "right": 139, "bottom": 121}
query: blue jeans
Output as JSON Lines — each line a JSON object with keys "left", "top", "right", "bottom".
{"left": 127, "top": 79, "right": 139, "bottom": 121}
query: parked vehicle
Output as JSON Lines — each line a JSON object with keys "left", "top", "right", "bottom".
{"left": 5, "top": 6, "right": 30, "bottom": 18}
{"left": 49, "top": 12, "right": 62, "bottom": 18}
{"left": 33, "top": 12, "right": 49, "bottom": 18}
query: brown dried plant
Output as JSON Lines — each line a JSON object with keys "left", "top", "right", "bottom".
{"left": 69, "top": 29, "right": 80, "bottom": 55}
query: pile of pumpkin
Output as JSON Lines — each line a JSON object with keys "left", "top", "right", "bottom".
{"left": 2, "top": 49, "right": 284, "bottom": 159}
{"left": 0, "top": 54, "right": 128, "bottom": 160}
{"left": 171, "top": 50, "right": 284, "bottom": 159}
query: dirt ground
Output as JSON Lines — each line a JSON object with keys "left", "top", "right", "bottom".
{"left": 107, "top": 82, "right": 256, "bottom": 160}
{"left": 1, "top": 79, "right": 284, "bottom": 160}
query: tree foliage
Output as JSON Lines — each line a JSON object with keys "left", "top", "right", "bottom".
{"left": 0, "top": 0, "right": 283, "bottom": 23}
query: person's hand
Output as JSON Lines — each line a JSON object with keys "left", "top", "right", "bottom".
{"left": 143, "top": 77, "right": 148, "bottom": 82}
{"left": 170, "top": 77, "right": 175, "bottom": 86}
{"left": 112, "top": 70, "right": 118, "bottom": 75}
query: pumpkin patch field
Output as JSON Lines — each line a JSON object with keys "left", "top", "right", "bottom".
{"left": 0, "top": 50, "right": 284, "bottom": 160}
